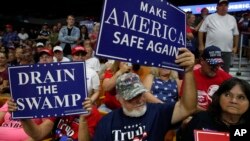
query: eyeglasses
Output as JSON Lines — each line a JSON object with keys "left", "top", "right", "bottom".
{"left": 223, "top": 91, "right": 247, "bottom": 102}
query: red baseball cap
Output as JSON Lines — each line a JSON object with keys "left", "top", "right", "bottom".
{"left": 39, "top": 48, "right": 53, "bottom": 56}
{"left": 71, "top": 45, "right": 86, "bottom": 55}
{"left": 5, "top": 24, "right": 13, "bottom": 29}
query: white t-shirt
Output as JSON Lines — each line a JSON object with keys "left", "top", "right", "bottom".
{"left": 199, "top": 13, "right": 239, "bottom": 52}
{"left": 53, "top": 56, "right": 71, "bottom": 62}
{"left": 86, "top": 57, "right": 101, "bottom": 72}
{"left": 86, "top": 67, "right": 100, "bottom": 96}
{"left": 18, "top": 33, "right": 29, "bottom": 40}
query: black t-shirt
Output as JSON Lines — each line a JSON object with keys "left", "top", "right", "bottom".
{"left": 177, "top": 111, "right": 247, "bottom": 141}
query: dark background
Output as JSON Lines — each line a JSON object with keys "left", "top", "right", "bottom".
{"left": 0, "top": 0, "right": 244, "bottom": 19}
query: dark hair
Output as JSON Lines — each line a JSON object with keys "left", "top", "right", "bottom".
{"left": 201, "top": 7, "right": 208, "bottom": 13}
{"left": 67, "top": 14, "right": 75, "bottom": 19}
{"left": 80, "top": 25, "right": 89, "bottom": 40}
{"left": 208, "top": 77, "right": 250, "bottom": 123}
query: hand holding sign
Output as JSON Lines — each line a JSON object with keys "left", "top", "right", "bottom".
{"left": 96, "top": 0, "right": 186, "bottom": 71}
{"left": 7, "top": 99, "right": 17, "bottom": 112}
{"left": 8, "top": 62, "right": 89, "bottom": 119}
{"left": 175, "top": 48, "right": 195, "bottom": 72}
{"left": 7, "top": 98, "right": 93, "bottom": 116}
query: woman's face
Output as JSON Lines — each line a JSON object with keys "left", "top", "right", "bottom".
{"left": 159, "top": 68, "right": 171, "bottom": 76}
{"left": 0, "top": 53, "right": 7, "bottom": 66}
{"left": 220, "top": 84, "right": 249, "bottom": 116}
{"left": 119, "top": 62, "right": 132, "bottom": 73}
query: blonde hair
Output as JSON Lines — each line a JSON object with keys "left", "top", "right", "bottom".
{"left": 110, "top": 60, "right": 121, "bottom": 73}
{"left": 150, "top": 67, "right": 178, "bottom": 80}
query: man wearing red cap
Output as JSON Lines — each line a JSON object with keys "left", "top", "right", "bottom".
{"left": 38, "top": 48, "right": 54, "bottom": 64}
{"left": 192, "top": 46, "right": 231, "bottom": 111}
{"left": 71, "top": 45, "right": 100, "bottom": 104}
{"left": 1, "top": 24, "right": 20, "bottom": 49}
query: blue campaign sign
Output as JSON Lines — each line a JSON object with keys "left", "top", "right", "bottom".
{"left": 96, "top": 0, "right": 186, "bottom": 71}
{"left": 8, "top": 62, "right": 88, "bottom": 119}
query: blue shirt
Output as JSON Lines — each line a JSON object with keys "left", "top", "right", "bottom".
{"left": 151, "top": 78, "right": 178, "bottom": 103}
{"left": 93, "top": 103, "right": 176, "bottom": 141}
{"left": 2, "top": 32, "right": 20, "bottom": 47}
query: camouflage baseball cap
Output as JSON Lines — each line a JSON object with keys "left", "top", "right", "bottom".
{"left": 116, "top": 73, "right": 148, "bottom": 100}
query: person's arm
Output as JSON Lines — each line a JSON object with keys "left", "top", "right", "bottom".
{"left": 198, "top": 31, "right": 205, "bottom": 54}
{"left": 90, "top": 89, "right": 99, "bottom": 104}
{"left": 67, "top": 27, "right": 80, "bottom": 42}
{"left": 78, "top": 98, "right": 92, "bottom": 141}
{"left": 142, "top": 74, "right": 153, "bottom": 91}
{"left": 232, "top": 35, "right": 239, "bottom": 54}
{"left": 142, "top": 74, "right": 163, "bottom": 103}
{"left": 102, "top": 63, "right": 130, "bottom": 91}
{"left": 89, "top": 69, "right": 100, "bottom": 103}
{"left": 0, "top": 111, "right": 5, "bottom": 125}
{"left": 171, "top": 48, "right": 197, "bottom": 124}
{"left": 176, "top": 79, "right": 183, "bottom": 95}
{"left": 58, "top": 28, "right": 73, "bottom": 44}
{"left": 79, "top": 116, "right": 90, "bottom": 141}
{"left": 102, "top": 71, "right": 122, "bottom": 91}
{"left": 7, "top": 99, "right": 54, "bottom": 140}
{"left": 194, "top": 19, "right": 204, "bottom": 31}
{"left": 21, "top": 119, "right": 54, "bottom": 140}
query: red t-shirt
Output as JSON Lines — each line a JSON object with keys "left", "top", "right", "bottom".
{"left": 49, "top": 106, "right": 102, "bottom": 140}
{"left": 186, "top": 25, "right": 197, "bottom": 37}
{"left": 103, "top": 70, "right": 121, "bottom": 110}
{"left": 180, "top": 69, "right": 232, "bottom": 109}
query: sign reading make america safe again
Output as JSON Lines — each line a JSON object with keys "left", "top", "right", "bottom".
{"left": 96, "top": 0, "right": 186, "bottom": 71}
{"left": 8, "top": 62, "right": 88, "bottom": 119}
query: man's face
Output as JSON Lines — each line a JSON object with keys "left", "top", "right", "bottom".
{"left": 15, "top": 48, "right": 23, "bottom": 58}
{"left": 119, "top": 93, "right": 147, "bottom": 117}
{"left": 54, "top": 50, "right": 63, "bottom": 60}
{"left": 72, "top": 51, "right": 86, "bottom": 62}
{"left": 217, "top": 3, "right": 228, "bottom": 16}
{"left": 67, "top": 16, "right": 75, "bottom": 27}
{"left": 39, "top": 54, "right": 53, "bottom": 64}
{"left": 201, "top": 59, "right": 221, "bottom": 77}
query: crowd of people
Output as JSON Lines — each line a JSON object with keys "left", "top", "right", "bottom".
{"left": 0, "top": 0, "right": 250, "bottom": 141}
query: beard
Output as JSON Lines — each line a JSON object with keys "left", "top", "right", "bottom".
{"left": 122, "top": 104, "right": 147, "bottom": 117}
